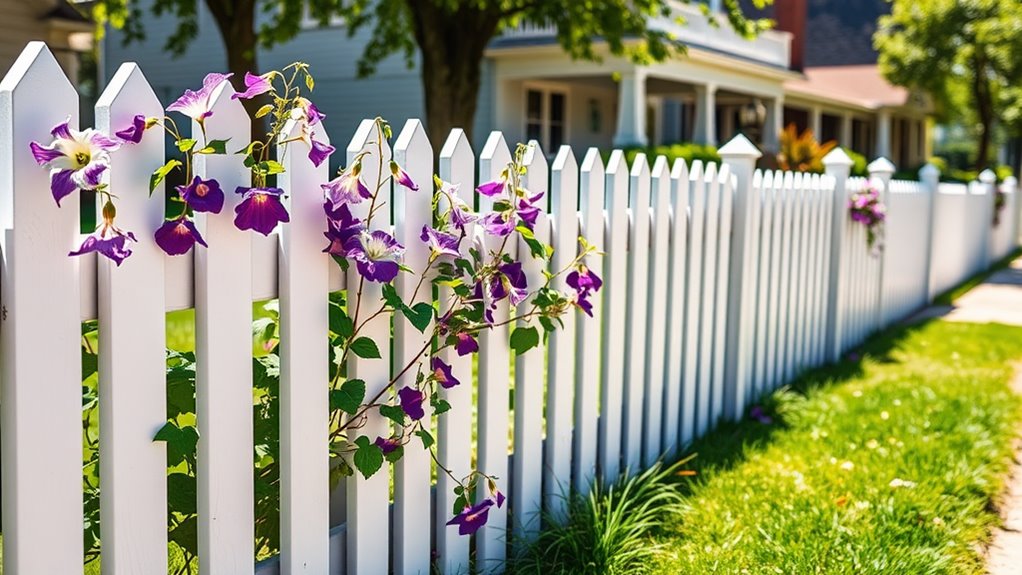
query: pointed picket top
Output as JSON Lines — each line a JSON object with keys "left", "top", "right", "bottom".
{"left": 479, "top": 130, "right": 512, "bottom": 210}
{"left": 979, "top": 169, "right": 997, "bottom": 184}
{"left": 440, "top": 128, "right": 472, "bottom": 164}
{"left": 630, "top": 151, "right": 651, "bottom": 180}
{"left": 717, "top": 133, "right": 763, "bottom": 159}
{"left": 0, "top": 41, "right": 73, "bottom": 94}
{"left": 439, "top": 128, "right": 474, "bottom": 207}
{"left": 670, "top": 157, "right": 689, "bottom": 183}
{"left": 651, "top": 155, "right": 671, "bottom": 208}
{"left": 703, "top": 158, "right": 718, "bottom": 184}
{"left": 393, "top": 118, "right": 431, "bottom": 222}
{"left": 551, "top": 145, "right": 577, "bottom": 216}
{"left": 689, "top": 158, "right": 705, "bottom": 183}
{"left": 762, "top": 167, "right": 775, "bottom": 190}
{"left": 523, "top": 139, "right": 549, "bottom": 199}
{"left": 867, "top": 156, "right": 896, "bottom": 175}
{"left": 822, "top": 147, "right": 854, "bottom": 167}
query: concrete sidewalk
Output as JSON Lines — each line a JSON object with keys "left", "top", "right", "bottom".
{"left": 941, "top": 257, "right": 1022, "bottom": 575}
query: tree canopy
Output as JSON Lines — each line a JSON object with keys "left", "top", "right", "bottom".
{"left": 94, "top": 0, "right": 771, "bottom": 146}
{"left": 874, "top": 0, "right": 1022, "bottom": 169}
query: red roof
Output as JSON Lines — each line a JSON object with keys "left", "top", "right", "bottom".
{"left": 785, "top": 65, "right": 910, "bottom": 110}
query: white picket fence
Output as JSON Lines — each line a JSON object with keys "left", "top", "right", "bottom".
{"left": 0, "top": 42, "right": 1017, "bottom": 575}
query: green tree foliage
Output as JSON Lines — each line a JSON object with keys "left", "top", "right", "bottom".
{"left": 874, "top": 0, "right": 1022, "bottom": 170}
{"left": 93, "top": 0, "right": 770, "bottom": 146}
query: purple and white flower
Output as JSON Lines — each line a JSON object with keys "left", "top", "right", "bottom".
{"left": 154, "top": 216, "right": 208, "bottom": 256}
{"left": 295, "top": 97, "right": 325, "bottom": 126}
{"left": 476, "top": 178, "right": 506, "bottom": 198}
{"left": 177, "top": 176, "right": 225, "bottom": 214}
{"left": 71, "top": 204, "right": 137, "bottom": 266}
{"left": 323, "top": 202, "right": 364, "bottom": 256}
{"left": 489, "top": 261, "right": 529, "bottom": 306}
{"left": 166, "top": 72, "right": 233, "bottom": 122}
{"left": 322, "top": 166, "right": 371, "bottom": 207}
{"left": 234, "top": 187, "right": 290, "bottom": 236}
{"left": 567, "top": 264, "right": 603, "bottom": 317}
{"left": 230, "top": 72, "right": 272, "bottom": 101}
{"left": 30, "top": 120, "right": 120, "bottom": 206}
{"left": 420, "top": 225, "right": 460, "bottom": 259}
{"left": 390, "top": 161, "right": 419, "bottom": 192}
{"left": 345, "top": 229, "right": 405, "bottom": 283}
{"left": 455, "top": 332, "right": 478, "bottom": 356}
{"left": 115, "top": 114, "right": 151, "bottom": 144}
{"left": 446, "top": 492, "right": 505, "bottom": 536}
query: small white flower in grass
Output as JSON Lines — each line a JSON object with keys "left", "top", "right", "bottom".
{"left": 852, "top": 389, "right": 863, "bottom": 398}
{"left": 932, "top": 516, "right": 943, "bottom": 526}
{"left": 866, "top": 439, "right": 879, "bottom": 449}
{"left": 840, "top": 461, "right": 855, "bottom": 471}
{"left": 880, "top": 411, "right": 890, "bottom": 420}
{"left": 889, "top": 478, "right": 916, "bottom": 488}
{"left": 854, "top": 500, "right": 871, "bottom": 511}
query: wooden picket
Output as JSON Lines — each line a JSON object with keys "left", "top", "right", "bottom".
{"left": 573, "top": 148, "right": 605, "bottom": 493}
{"left": 392, "top": 119, "right": 434, "bottom": 574}
{"left": 435, "top": 129, "right": 475, "bottom": 575}
{"left": 95, "top": 62, "right": 169, "bottom": 575}
{"left": 192, "top": 79, "right": 256, "bottom": 575}
{"left": 344, "top": 119, "right": 392, "bottom": 575}
{"left": 1, "top": 41, "right": 1016, "bottom": 575}
{"left": 643, "top": 156, "right": 671, "bottom": 465}
{"left": 476, "top": 131, "right": 514, "bottom": 573}
{"left": 513, "top": 140, "right": 548, "bottom": 543}
{"left": 598, "top": 150, "right": 629, "bottom": 483}
{"left": 546, "top": 144, "right": 577, "bottom": 516}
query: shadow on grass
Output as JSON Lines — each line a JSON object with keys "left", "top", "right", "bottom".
{"left": 664, "top": 316, "right": 937, "bottom": 496}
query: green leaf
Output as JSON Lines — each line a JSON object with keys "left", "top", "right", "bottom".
{"left": 176, "top": 138, "right": 197, "bottom": 153}
{"left": 350, "top": 337, "right": 381, "bottom": 359}
{"left": 510, "top": 326, "right": 540, "bottom": 354}
{"left": 255, "top": 104, "right": 274, "bottom": 118}
{"left": 431, "top": 398, "right": 451, "bottom": 415}
{"left": 333, "top": 378, "right": 366, "bottom": 414}
{"left": 329, "top": 303, "right": 354, "bottom": 339}
{"left": 167, "top": 472, "right": 197, "bottom": 515}
{"left": 379, "top": 404, "right": 406, "bottom": 425}
{"left": 305, "top": 73, "right": 315, "bottom": 91}
{"left": 150, "top": 159, "right": 182, "bottom": 195}
{"left": 384, "top": 445, "right": 404, "bottom": 463}
{"left": 257, "top": 160, "right": 286, "bottom": 175}
{"left": 415, "top": 429, "right": 435, "bottom": 449}
{"left": 196, "top": 139, "right": 230, "bottom": 155}
{"left": 353, "top": 436, "right": 384, "bottom": 479}
{"left": 403, "top": 302, "right": 434, "bottom": 333}
{"left": 381, "top": 283, "right": 404, "bottom": 310}
{"left": 169, "top": 515, "right": 198, "bottom": 557}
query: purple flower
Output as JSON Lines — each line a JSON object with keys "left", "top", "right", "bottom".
{"left": 234, "top": 187, "right": 290, "bottom": 236}
{"left": 166, "top": 72, "right": 233, "bottom": 122}
{"left": 481, "top": 212, "right": 516, "bottom": 237}
{"left": 322, "top": 167, "right": 371, "bottom": 208}
{"left": 449, "top": 199, "right": 476, "bottom": 233}
{"left": 295, "top": 97, "right": 325, "bottom": 126}
{"left": 323, "top": 202, "right": 363, "bottom": 255}
{"left": 447, "top": 498, "right": 495, "bottom": 536}
{"left": 431, "top": 357, "right": 460, "bottom": 389}
{"left": 177, "top": 176, "right": 224, "bottom": 214}
{"left": 70, "top": 213, "right": 137, "bottom": 266}
{"left": 374, "top": 436, "right": 401, "bottom": 455}
{"left": 115, "top": 114, "right": 150, "bottom": 144}
{"left": 568, "top": 265, "right": 602, "bottom": 317}
{"left": 749, "top": 405, "right": 773, "bottom": 425}
{"left": 490, "top": 262, "right": 529, "bottom": 306}
{"left": 398, "top": 386, "right": 425, "bottom": 420}
{"left": 516, "top": 191, "right": 545, "bottom": 230}
{"left": 230, "top": 72, "right": 272, "bottom": 100}
{"left": 154, "top": 216, "right": 208, "bottom": 256}
{"left": 345, "top": 230, "right": 404, "bottom": 283}
{"left": 30, "top": 119, "right": 120, "bottom": 206}
{"left": 455, "top": 332, "right": 478, "bottom": 356}
{"left": 307, "top": 135, "right": 335, "bottom": 168}
{"left": 476, "top": 179, "right": 506, "bottom": 197}
{"left": 420, "top": 225, "right": 461, "bottom": 258}
{"left": 390, "top": 161, "right": 419, "bottom": 191}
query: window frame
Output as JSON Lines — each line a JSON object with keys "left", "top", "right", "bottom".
{"left": 522, "top": 82, "right": 570, "bottom": 152}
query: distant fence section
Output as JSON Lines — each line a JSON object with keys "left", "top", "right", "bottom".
{"left": 0, "top": 42, "right": 1018, "bottom": 575}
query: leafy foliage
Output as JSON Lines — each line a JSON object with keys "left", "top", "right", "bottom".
{"left": 776, "top": 123, "right": 838, "bottom": 174}
{"left": 875, "top": 0, "right": 1022, "bottom": 169}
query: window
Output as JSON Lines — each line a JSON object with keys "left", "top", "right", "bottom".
{"left": 524, "top": 87, "right": 568, "bottom": 151}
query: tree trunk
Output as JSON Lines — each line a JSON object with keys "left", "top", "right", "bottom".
{"left": 972, "top": 53, "right": 994, "bottom": 172}
{"left": 204, "top": 0, "right": 264, "bottom": 141}
{"left": 407, "top": 1, "right": 502, "bottom": 148}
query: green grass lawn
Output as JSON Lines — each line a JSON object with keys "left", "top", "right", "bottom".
{"left": 653, "top": 320, "right": 1022, "bottom": 575}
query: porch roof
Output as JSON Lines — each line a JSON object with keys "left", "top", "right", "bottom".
{"left": 784, "top": 65, "right": 914, "bottom": 111}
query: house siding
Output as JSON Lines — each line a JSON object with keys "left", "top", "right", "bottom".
{"left": 0, "top": 0, "right": 84, "bottom": 83}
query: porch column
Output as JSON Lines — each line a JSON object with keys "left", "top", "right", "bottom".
{"left": 875, "top": 109, "right": 892, "bottom": 160}
{"left": 809, "top": 106, "right": 822, "bottom": 137}
{"left": 840, "top": 112, "right": 853, "bottom": 148}
{"left": 613, "top": 68, "right": 648, "bottom": 147}
{"left": 662, "top": 98, "right": 683, "bottom": 143}
{"left": 693, "top": 83, "right": 717, "bottom": 146}
{"left": 763, "top": 96, "right": 784, "bottom": 153}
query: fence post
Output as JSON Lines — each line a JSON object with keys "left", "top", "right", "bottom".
{"left": 919, "top": 163, "right": 941, "bottom": 302}
{"left": 718, "top": 134, "right": 762, "bottom": 421}
{"left": 868, "top": 157, "right": 895, "bottom": 331}
{"left": 979, "top": 169, "right": 997, "bottom": 267}
{"left": 823, "top": 148, "right": 854, "bottom": 362}
{"left": 1005, "top": 176, "right": 1019, "bottom": 250}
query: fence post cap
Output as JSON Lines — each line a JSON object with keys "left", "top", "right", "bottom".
{"left": 717, "top": 133, "right": 763, "bottom": 159}
{"left": 822, "top": 147, "right": 854, "bottom": 167}
{"left": 867, "top": 157, "right": 896, "bottom": 175}
{"left": 979, "top": 169, "right": 997, "bottom": 184}
{"left": 918, "top": 163, "right": 941, "bottom": 179}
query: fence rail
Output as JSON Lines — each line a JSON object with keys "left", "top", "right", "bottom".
{"left": 0, "top": 42, "right": 1018, "bottom": 575}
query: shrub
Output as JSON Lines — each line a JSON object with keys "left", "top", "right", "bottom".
{"left": 777, "top": 123, "right": 837, "bottom": 174}
{"left": 606, "top": 142, "right": 720, "bottom": 168}
{"left": 845, "top": 149, "right": 869, "bottom": 177}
